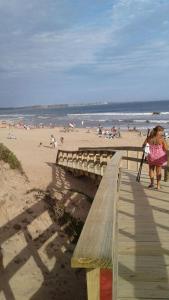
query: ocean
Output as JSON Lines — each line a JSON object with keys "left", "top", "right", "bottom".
{"left": 1, "top": 100, "right": 169, "bottom": 130}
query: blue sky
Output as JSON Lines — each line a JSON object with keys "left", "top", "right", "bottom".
{"left": 0, "top": 0, "right": 169, "bottom": 107}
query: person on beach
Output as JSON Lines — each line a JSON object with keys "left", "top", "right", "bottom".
{"left": 98, "top": 125, "right": 102, "bottom": 136}
{"left": 50, "top": 135, "right": 57, "bottom": 148}
{"left": 143, "top": 126, "right": 168, "bottom": 190}
{"left": 60, "top": 136, "right": 64, "bottom": 144}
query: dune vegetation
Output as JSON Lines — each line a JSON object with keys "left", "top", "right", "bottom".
{"left": 0, "top": 143, "right": 23, "bottom": 172}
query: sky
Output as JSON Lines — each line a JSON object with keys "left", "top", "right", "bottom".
{"left": 0, "top": 0, "right": 169, "bottom": 107}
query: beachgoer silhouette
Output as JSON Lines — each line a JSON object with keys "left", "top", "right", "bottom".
{"left": 60, "top": 137, "right": 64, "bottom": 144}
{"left": 143, "top": 125, "right": 168, "bottom": 190}
{"left": 50, "top": 135, "right": 57, "bottom": 148}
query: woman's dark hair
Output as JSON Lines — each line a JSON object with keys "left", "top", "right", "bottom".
{"left": 148, "top": 126, "right": 164, "bottom": 144}
{"left": 150, "top": 126, "right": 164, "bottom": 138}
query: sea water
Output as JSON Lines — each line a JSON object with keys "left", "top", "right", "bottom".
{"left": 0, "top": 100, "right": 169, "bottom": 130}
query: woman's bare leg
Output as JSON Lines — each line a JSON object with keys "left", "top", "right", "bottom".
{"left": 156, "top": 166, "right": 162, "bottom": 189}
{"left": 149, "top": 165, "right": 155, "bottom": 186}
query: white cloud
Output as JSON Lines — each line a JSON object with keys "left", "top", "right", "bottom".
{"left": 0, "top": 26, "right": 114, "bottom": 77}
{"left": 94, "top": 0, "right": 169, "bottom": 74}
{"left": 95, "top": 39, "right": 169, "bottom": 74}
{"left": 0, "top": 0, "right": 169, "bottom": 78}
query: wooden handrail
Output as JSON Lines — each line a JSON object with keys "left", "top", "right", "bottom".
{"left": 71, "top": 151, "right": 123, "bottom": 300}
{"left": 79, "top": 146, "right": 169, "bottom": 162}
{"left": 79, "top": 146, "right": 143, "bottom": 152}
{"left": 71, "top": 151, "right": 122, "bottom": 269}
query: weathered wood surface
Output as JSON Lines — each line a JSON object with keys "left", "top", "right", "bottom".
{"left": 87, "top": 268, "right": 100, "bottom": 300}
{"left": 71, "top": 151, "right": 123, "bottom": 269}
{"left": 118, "top": 170, "right": 169, "bottom": 299}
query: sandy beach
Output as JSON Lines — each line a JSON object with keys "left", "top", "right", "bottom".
{"left": 0, "top": 127, "right": 146, "bottom": 300}
{"left": 0, "top": 127, "right": 145, "bottom": 189}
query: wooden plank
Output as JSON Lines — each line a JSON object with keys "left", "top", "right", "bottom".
{"left": 118, "top": 200, "right": 169, "bottom": 210}
{"left": 118, "top": 298, "right": 166, "bottom": 300}
{"left": 118, "top": 218, "right": 169, "bottom": 229}
{"left": 118, "top": 233, "right": 169, "bottom": 243}
{"left": 164, "top": 154, "right": 169, "bottom": 181}
{"left": 118, "top": 170, "right": 169, "bottom": 299}
{"left": 118, "top": 255, "right": 169, "bottom": 282}
{"left": 118, "top": 280, "right": 169, "bottom": 298}
{"left": 118, "top": 211, "right": 169, "bottom": 220}
{"left": 119, "top": 254, "right": 169, "bottom": 269}
{"left": 87, "top": 268, "right": 100, "bottom": 300}
{"left": 118, "top": 240, "right": 169, "bottom": 255}
{"left": 118, "top": 227, "right": 169, "bottom": 239}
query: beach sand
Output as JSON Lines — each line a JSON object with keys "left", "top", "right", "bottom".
{"left": 0, "top": 127, "right": 146, "bottom": 300}
{"left": 0, "top": 127, "right": 145, "bottom": 189}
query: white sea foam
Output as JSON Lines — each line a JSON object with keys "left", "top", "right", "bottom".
{"left": 37, "top": 116, "right": 50, "bottom": 119}
{"left": 68, "top": 112, "right": 153, "bottom": 117}
{"left": 134, "top": 120, "right": 148, "bottom": 123}
{"left": 148, "top": 120, "right": 169, "bottom": 123}
{"left": 0, "top": 114, "right": 34, "bottom": 117}
{"left": 161, "top": 112, "right": 169, "bottom": 115}
{"left": 133, "top": 119, "right": 169, "bottom": 124}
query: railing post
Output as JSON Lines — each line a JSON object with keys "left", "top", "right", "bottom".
{"left": 164, "top": 152, "right": 169, "bottom": 182}
{"left": 67, "top": 152, "right": 72, "bottom": 168}
{"left": 100, "top": 153, "right": 107, "bottom": 176}
{"left": 63, "top": 152, "right": 67, "bottom": 166}
{"left": 136, "top": 151, "right": 139, "bottom": 171}
{"left": 72, "top": 153, "right": 76, "bottom": 169}
{"left": 77, "top": 152, "right": 82, "bottom": 169}
{"left": 82, "top": 152, "right": 88, "bottom": 171}
{"left": 95, "top": 153, "right": 101, "bottom": 175}
{"left": 126, "top": 150, "right": 128, "bottom": 169}
{"left": 87, "top": 268, "right": 100, "bottom": 300}
{"left": 87, "top": 268, "right": 113, "bottom": 300}
{"left": 88, "top": 153, "right": 95, "bottom": 173}
{"left": 127, "top": 150, "right": 131, "bottom": 170}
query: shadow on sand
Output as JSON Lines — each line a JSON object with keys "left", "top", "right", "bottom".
{"left": 0, "top": 163, "right": 97, "bottom": 300}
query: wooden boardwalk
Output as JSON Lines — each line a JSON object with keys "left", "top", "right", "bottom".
{"left": 118, "top": 170, "right": 169, "bottom": 299}
{"left": 56, "top": 148, "right": 169, "bottom": 299}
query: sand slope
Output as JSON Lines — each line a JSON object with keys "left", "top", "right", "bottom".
{"left": 0, "top": 160, "right": 97, "bottom": 300}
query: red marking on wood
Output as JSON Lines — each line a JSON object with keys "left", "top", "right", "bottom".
{"left": 100, "top": 269, "right": 112, "bottom": 300}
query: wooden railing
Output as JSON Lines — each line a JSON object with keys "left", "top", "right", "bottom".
{"left": 56, "top": 146, "right": 169, "bottom": 300}
{"left": 56, "top": 149, "right": 116, "bottom": 177}
{"left": 72, "top": 151, "right": 122, "bottom": 300}
{"left": 56, "top": 150, "right": 123, "bottom": 300}
{"left": 78, "top": 146, "right": 169, "bottom": 181}
{"left": 79, "top": 146, "right": 144, "bottom": 169}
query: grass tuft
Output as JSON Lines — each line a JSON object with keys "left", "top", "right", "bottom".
{"left": 0, "top": 143, "right": 23, "bottom": 173}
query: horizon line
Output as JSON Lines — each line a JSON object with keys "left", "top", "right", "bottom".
{"left": 0, "top": 98, "right": 169, "bottom": 109}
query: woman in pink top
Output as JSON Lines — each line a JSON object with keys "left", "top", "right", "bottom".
{"left": 143, "top": 126, "right": 168, "bottom": 190}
